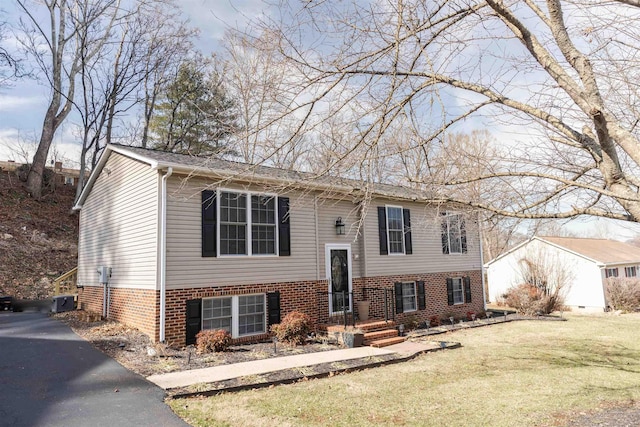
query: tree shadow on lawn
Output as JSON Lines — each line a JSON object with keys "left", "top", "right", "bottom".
{"left": 511, "top": 339, "right": 640, "bottom": 374}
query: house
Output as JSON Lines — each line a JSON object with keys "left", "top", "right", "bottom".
{"left": 0, "top": 159, "right": 87, "bottom": 187}
{"left": 485, "top": 236, "right": 640, "bottom": 312}
{"left": 74, "top": 144, "right": 485, "bottom": 346}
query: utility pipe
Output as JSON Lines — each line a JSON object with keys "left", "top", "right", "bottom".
{"left": 159, "top": 167, "right": 173, "bottom": 342}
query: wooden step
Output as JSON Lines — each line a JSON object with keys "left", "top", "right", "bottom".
{"left": 369, "top": 336, "right": 407, "bottom": 348}
{"left": 363, "top": 329, "right": 398, "bottom": 345}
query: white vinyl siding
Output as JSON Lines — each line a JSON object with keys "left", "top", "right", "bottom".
{"left": 77, "top": 153, "right": 158, "bottom": 289}
{"left": 364, "top": 199, "right": 480, "bottom": 277}
{"left": 203, "top": 294, "right": 265, "bottom": 338}
{"left": 386, "top": 206, "right": 405, "bottom": 255}
{"left": 165, "top": 177, "right": 318, "bottom": 288}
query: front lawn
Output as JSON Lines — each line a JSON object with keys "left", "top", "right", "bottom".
{"left": 169, "top": 313, "right": 640, "bottom": 426}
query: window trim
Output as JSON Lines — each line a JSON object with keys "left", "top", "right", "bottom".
{"left": 385, "top": 205, "right": 405, "bottom": 255}
{"left": 202, "top": 294, "right": 267, "bottom": 338}
{"left": 401, "top": 281, "right": 417, "bottom": 313}
{"left": 217, "top": 188, "right": 279, "bottom": 258}
{"left": 442, "top": 212, "right": 465, "bottom": 255}
{"left": 452, "top": 277, "right": 464, "bottom": 305}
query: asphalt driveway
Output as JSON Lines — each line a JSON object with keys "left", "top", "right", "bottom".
{"left": 0, "top": 311, "right": 190, "bottom": 427}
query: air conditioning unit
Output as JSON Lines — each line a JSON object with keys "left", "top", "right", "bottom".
{"left": 52, "top": 295, "right": 75, "bottom": 313}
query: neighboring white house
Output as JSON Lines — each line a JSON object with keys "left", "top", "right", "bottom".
{"left": 485, "top": 236, "right": 640, "bottom": 312}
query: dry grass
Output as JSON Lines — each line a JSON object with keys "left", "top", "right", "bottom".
{"left": 169, "top": 313, "right": 640, "bottom": 427}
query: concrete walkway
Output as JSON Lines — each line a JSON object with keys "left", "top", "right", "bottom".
{"left": 148, "top": 345, "right": 398, "bottom": 389}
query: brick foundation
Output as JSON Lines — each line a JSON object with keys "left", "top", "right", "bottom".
{"left": 78, "top": 286, "right": 159, "bottom": 341}
{"left": 78, "top": 270, "right": 483, "bottom": 347}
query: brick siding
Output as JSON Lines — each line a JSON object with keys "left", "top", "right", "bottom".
{"left": 78, "top": 286, "right": 159, "bottom": 340}
{"left": 78, "top": 269, "right": 482, "bottom": 347}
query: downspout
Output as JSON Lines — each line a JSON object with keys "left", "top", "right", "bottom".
{"left": 159, "top": 167, "right": 173, "bottom": 342}
{"left": 479, "top": 217, "right": 487, "bottom": 311}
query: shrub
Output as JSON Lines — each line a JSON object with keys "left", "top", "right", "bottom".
{"left": 270, "top": 311, "right": 312, "bottom": 345}
{"left": 429, "top": 315, "right": 441, "bottom": 327}
{"left": 503, "top": 283, "right": 565, "bottom": 315}
{"left": 195, "top": 329, "right": 232, "bottom": 353}
{"left": 403, "top": 314, "right": 420, "bottom": 331}
{"left": 606, "top": 278, "right": 640, "bottom": 312}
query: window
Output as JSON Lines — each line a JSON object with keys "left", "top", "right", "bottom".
{"left": 401, "top": 282, "right": 417, "bottom": 312}
{"left": 202, "top": 297, "right": 232, "bottom": 332}
{"left": 377, "top": 206, "right": 412, "bottom": 255}
{"left": 386, "top": 206, "right": 405, "bottom": 254}
{"left": 219, "top": 191, "right": 276, "bottom": 256}
{"left": 202, "top": 294, "right": 266, "bottom": 338}
{"left": 202, "top": 190, "right": 290, "bottom": 258}
{"left": 220, "top": 192, "right": 247, "bottom": 255}
{"left": 441, "top": 213, "right": 467, "bottom": 254}
{"left": 238, "top": 295, "right": 266, "bottom": 335}
{"left": 251, "top": 195, "right": 276, "bottom": 255}
{"left": 625, "top": 266, "right": 637, "bottom": 278}
{"left": 451, "top": 277, "right": 464, "bottom": 304}
{"left": 605, "top": 268, "right": 619, "bottom": 278}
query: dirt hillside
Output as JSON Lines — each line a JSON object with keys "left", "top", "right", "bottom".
{"left": 0, "top": 170, "right": 79, "bottom": 299}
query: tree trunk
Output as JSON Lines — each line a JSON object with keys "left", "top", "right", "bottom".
{"left": 26, "top": 112, "right": 57, "bottom": 199}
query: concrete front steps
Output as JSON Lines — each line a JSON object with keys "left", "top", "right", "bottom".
{"left": 325, "top": 319, "right": 406, "bottom": 348}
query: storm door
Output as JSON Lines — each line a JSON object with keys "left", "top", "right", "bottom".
{"left": 325, "top": 244, "right": 352, "bottom": 314}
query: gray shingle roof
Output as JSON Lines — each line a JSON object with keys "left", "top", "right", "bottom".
{"left": 113, "top": 144, "right": 431, "bottom": 201}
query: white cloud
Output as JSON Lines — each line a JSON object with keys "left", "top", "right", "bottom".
{"left": 0, "top": 94, "right": 43, "bottom": 112}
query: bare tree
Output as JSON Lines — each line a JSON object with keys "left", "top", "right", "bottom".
{"left": 505, "top": 245, "right": 574, "bottom": 314}
{"left": 248, "top": 0, "right": 640, "bottom": 222}
{"left": 16, "top": 0, "right": 126, "bottom": 198}
{"left": 0, "top": 11, "right": 19, "bottom": 86}
{"left": 73, "top": 0, "right": 195, "bottom": 201}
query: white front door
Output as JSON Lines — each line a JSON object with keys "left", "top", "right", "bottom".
{"left": 325, "top": 244, "right": 352, "bottom": 314}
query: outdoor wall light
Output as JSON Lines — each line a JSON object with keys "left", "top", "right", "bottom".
{"left": 335, "top": 217, "right": 346, "bottom": 235}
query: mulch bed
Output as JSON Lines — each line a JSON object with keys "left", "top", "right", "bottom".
{"left": 53, "top": 311, "right": 342, "bottom": 377}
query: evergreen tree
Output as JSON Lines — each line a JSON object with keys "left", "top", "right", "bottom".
{"left": 150, "top": 59, "right": 237, "bottom": 156}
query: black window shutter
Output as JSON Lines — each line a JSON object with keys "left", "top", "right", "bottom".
{"left": 446, "top": 278, "right": 454, "bottom": 306}
{"left": 394, "top": 282, "right": 403, "bottom": 314}
{"left": 441, "top": 212, "right": 450, "bottom": 254}
{"left": 278, "top": 197, "right": 291, "bottom": 256}
{"left": 202, "top": 190, "right": 217, "bottom": 257}
{"left": 185, "top": 299, "right": 202, "bottom": 345}
{"left": 417, "top": 281, "right": 426, "bottom": 310}
{"left": 403, "top": 208, "right": 412, "bottom": 255}
{"left": 460, "top": 217, "right": 467, "bottom": 254}
{"left": 267, "top": 291, "right": 281, "bottom": 326}
{"left": 464, "top": 276, "right": 472, "bottom": 303}
{"left": 378, "top": 207, "right": 388, "bottom": 255}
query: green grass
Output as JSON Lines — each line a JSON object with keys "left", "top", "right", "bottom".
{"left": 169, "top": 313, "right": 640, "bottom": 426}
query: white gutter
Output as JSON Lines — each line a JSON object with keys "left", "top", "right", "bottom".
{"left": 478, "top": 216, "right": 487, "bottom": 311}
{"left": 159, "top": 167, "right": 173, "bottom": 342}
